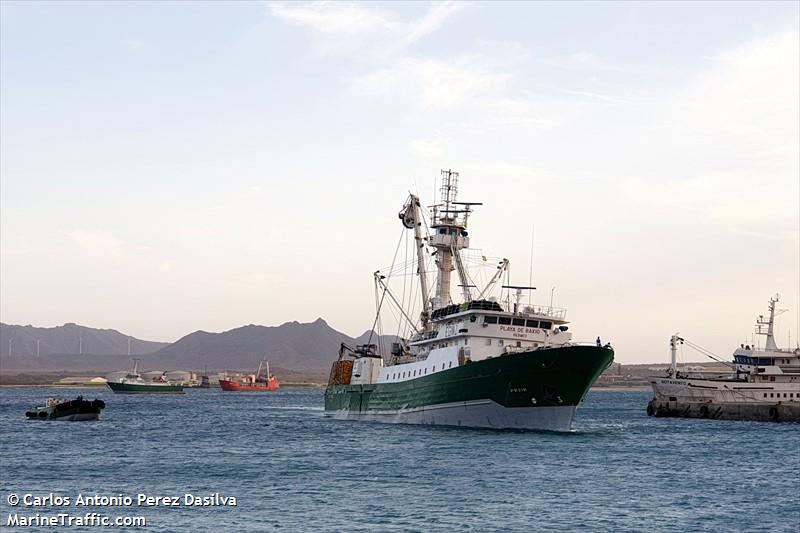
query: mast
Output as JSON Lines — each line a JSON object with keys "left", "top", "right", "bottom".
{"left": 669, "top": 334, "right": 682, "bottom": 378}
{"left": 399, "top": 194, "right": 431, "bottom": 328}
{"left": 429, "top": 170, "right": 480, "bottom": 309}
{"left": 756, "top": 294, "right": 784, "bottom": 351}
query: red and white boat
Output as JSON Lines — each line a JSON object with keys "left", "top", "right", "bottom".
{"left": 219, "top": 359, "right": 280, "bottom": 392}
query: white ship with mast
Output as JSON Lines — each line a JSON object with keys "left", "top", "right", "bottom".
{"left": 324, "top": 170, "right": 614, "bottom": 431}
{"left": 648, "top": 295, "right": 800, "bottom": 421}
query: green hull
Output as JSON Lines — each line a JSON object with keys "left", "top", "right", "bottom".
{"left": 325, "top": 345, "right": 612, "bottom": 417}
{"left": 107, "top": 382, "right": 184, "bottom": 394}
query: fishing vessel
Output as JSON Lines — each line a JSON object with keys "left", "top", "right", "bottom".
{"left": 648, "top": 295, "right": 800, "bottom": 421}
{"left": 106, "top": 359, "right": 184, "bottom": 394}
{"left": 25, "top": 396, "right": 105, "bottom": 421}
{"left": 324, "top": 170, "right": 614, "bottom": 431}
{"left": 219, "top": 360, "right": 280, "bottom": 392}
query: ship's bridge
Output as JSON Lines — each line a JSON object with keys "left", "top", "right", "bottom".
{"left": 428, "top": 225, "right": 469, "bottom": 249}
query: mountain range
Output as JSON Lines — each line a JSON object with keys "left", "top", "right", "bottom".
{"left": 0, "top": 320, "right": 395, "bottom": 374}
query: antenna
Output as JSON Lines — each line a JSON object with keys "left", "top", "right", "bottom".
{"left": 528, "top": 224, "right": 535, "bottom": 307}
{"left": 502, "top": 285, "right": 536, "bottom": 314}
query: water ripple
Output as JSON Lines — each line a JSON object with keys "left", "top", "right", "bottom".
{"left": 1, "top": 388, "right": 797, "bottom": 532}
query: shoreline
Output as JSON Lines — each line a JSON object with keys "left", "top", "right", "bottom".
{"left": 1, "top": 383, "right": 647, "bottom": 391}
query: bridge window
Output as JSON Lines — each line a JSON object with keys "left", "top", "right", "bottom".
{"left": 512, "top": 318, "right": 525, "bottom": 326}
{"left": 498, "top": 317, "right": 511, "bottom": 325}
{"left": 526, "top": 320, "right": 539, "bottom": 328}
{"left": 539, "top": 321, "right": 552, "bottom": 330}
{"left": 484, "top": 316, "right": 498, "bottom": 324}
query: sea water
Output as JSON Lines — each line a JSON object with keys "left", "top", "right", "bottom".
{"left": 1, "top": 388, "right": 797, "bottom": 532}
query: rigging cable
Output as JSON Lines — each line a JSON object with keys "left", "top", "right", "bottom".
{"left": 681, "top": 338, "right": 736, "bottom": 370}
{"left": 366, "top": 226, "right": 407, "bottom": 350}
{"left": 396, "top": 227, "right": 409, "bottom": 342}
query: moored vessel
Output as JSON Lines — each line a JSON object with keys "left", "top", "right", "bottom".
{"left": 219, "top": 359, "right": 280, "bottom": 392}
{"left": 324, "top": 170, "right": 614, "bottom": 431}
{"left": 107, "top": 359, "right": 184, "bottom": 394}
{"left": 25, "top": 396, "right": 105, "bottom": 421}
{"left": 648, "top": 295, "right": 800, "bottom": 422}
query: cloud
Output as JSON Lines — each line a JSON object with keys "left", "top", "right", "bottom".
{"left": 268, "top": 2, "right": 397, "bottom": 35}
{"left": 352, "top": 55, "right": 512, "bottom": 111}
{"left": 620, "top": 29, "right": 800, "bottom": 236}
{"left": 271, "top": 4, "right": 798, "bottom": 243}
{"left": 396, "top": 1, "right": 464, "bottom": 49}
{"left": 673, "top": 30, "right": 799, "bottom": 141}
{"left": 268, "top": 2, "right": 540, "bottom": 127}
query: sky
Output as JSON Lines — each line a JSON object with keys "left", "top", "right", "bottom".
{"left": 1, "top": 1, "right": 798, "bottom": 364}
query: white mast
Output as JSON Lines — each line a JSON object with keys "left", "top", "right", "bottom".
{"left": 400, "top": 194, "right": 432, "bottom": 328}
{"left": 756, "top": 294, "right": 784, "bottom": 351}
{"left": 428, "top": 170, "right": 480, "bottom": 309}
{"left": 669, "top": 334, "right": 682, "bottom": 378}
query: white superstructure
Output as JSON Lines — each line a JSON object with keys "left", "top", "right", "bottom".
{"left": 650, "top": 295, "right": 800, "bottom": 404}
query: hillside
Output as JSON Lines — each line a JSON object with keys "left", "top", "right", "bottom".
{"left": 0, "top": 322, "right": 168, "bottom": 357}
{"left": 152, "top": 318, "right": 400, "bottom": 372}
{"left": 0, "top": 318, "right": 402, "bottom": 374}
